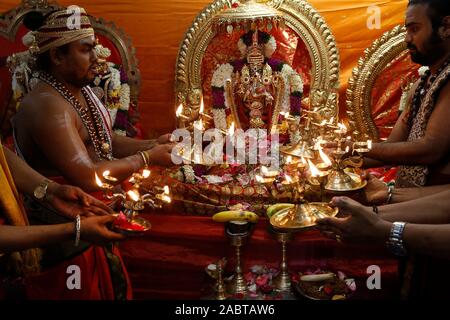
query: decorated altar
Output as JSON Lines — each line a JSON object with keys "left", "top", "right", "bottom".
{"left": 0, "top": 0, "right": 417, "bottom": 300}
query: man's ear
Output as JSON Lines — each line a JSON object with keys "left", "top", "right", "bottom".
{"left": 440, "top": 16, "right": 450, "bottom": 39}
{"left": 49, "top": 48, "right": 62, "bottom": 66}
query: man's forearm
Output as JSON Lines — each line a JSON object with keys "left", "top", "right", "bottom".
{"left": 391, "top": 185, "right": 450, "bottom": 203}
{"left": 367, "top": 140, "right": 441, "bottom": 165}
{"left": 3, "top": 146, "right": 47, "bottom": 195}
{"left": 362, "top": 157, "right": 387, "bottom": 168}
{"left": 112, "top": 135, "right": 156, "bottom": 158}
{"left": 0, "top": 223, "right": 73, "bottom": 252}
{"left": 379, "top": 190, "right": 450, "bottom": 224}
{"left": 402, "top": 224, "right": 450, "bottom": 259}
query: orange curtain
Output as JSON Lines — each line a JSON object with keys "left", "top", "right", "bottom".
{"left": 0, "top": 0, "right": 408, "bottom": 137}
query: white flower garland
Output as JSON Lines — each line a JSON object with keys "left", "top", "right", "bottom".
{"left": 211, "top": 63, "right": 234, "bottom": 88}
{"left": 289, "top": 115, "right": 301, "bottom": 144}
{"left": 418, "top": 66, "right": 429, "bottom": 76}
{"left": 108, "top": 63, "right": 121, "bottom": 91}
{"left": 212, "top": 108, "right": 228, "bottom": 130}
{"left": 280, "top": 64, "right": 303, "bottom": 112}
{"left": 119, "top": 83, "right": 130, "bottom": 111}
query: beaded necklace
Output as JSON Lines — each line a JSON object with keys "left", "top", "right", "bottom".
{"left": 407, "top": 57, "right": 450, "bottom": 129}
{"left": 38, "top": 71, "right": 113, "bottom": 160}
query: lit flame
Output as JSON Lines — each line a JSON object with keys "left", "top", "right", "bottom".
{"left": 176, "top": 104, "right": 183, "bottom": 117}
{"left": 102, "top": 170, "right": 111, "bottom": 178}
{"left": 95, "top": 173, "right": 104, "bottom": 187}
{"left": 307, "top": 159, "right": 320, "bottom": 177}
{"left": 164, "top": 185, "right": 170, "bottom": 195}
{"left": 337, "top": 122, "right": 347, "bottom": 133}
{"left": 255, "top": 175, "right": 264, "bottom": 183}
{"left": 199, "top": 97, "right": 204, "bottom": 114}
{"left": 367, "top": 140, "right": 372, "bottom": 150}
{"left": 228, "top": 122, "right": 235, "bottom": 136}
{"left": 261, "top": 166, "right": 269, "bottom": 176}
{"left": 318, "top": 148, "right": 332, "bottom": 167}
{"left": 286, "top": 155, "right": 292, "bottom": 164}
{"left": 127, "top": 190, "right": 140, "bottom": 202}
{"left": 284, "top": 174, "right": 293, "bottom": 184}
{"left": 143, "top": 169, "right": 151, "bottom": 178}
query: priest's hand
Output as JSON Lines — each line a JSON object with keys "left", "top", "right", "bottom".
{"left": 156, "top": 133, "right": 174, "bottom": 144}
{"left": 146, "top": 143, "right": 176, "bottom": 166}
{"left": 316, "top": 196, "right": 391, "bottom": 242}
{"left": 46, "top": 183, "right": 114, "bottom": 219}
{"left": 80, "top": 215, "right": 126, "bottom": 245}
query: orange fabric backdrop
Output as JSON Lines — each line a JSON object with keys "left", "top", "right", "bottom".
{"left": 0, "top": 0, "right": 408, "bottom": 138}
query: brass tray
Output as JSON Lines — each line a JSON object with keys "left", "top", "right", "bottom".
{"left": 270, "top": 202, "right": 338, "bottom": 232}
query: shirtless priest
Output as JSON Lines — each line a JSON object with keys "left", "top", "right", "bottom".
{"left": 13, "top": 9, "right": 175, "bottom": 192}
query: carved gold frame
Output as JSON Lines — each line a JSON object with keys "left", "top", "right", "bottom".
{"left": 346, "top": 25, "right": 407, "bottom": 141}
{"left": 175, "top": 0, "right": 340, "bottom": 123}
{"left": 0, "top": 0, "right": 141, "bottom": 101}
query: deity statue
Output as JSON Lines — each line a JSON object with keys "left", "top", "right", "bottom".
{"left": 211, "top": 29, "right": 304, "bottom": 141}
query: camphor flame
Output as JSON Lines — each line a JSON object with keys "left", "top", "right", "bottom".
{"left": 164, "top": 185, "right": 170, "bottom": 195}
{"left": 95, "top": 173, "right": 104, "bottom": 187}
{"left": 255, "top": 175, "right": 264, "bottom": 183}
{"left": 143, "top": 169, "right": 151, "bottom": 179}
{"left": 228, "top": 122, "right": 235, "bottom": 136}
{"left": 176, "top": 104, "right": 183, "bottom": 117}
{"left": 318, "top": 147, "right": 332, "bottom": 167}
{"left": 307, "top": 159, "right": 320, "bottom": 177}
{"left": 337, "top": 122, "right": 347, "bottom": 133}
{"left": 127, "top": 190, "right": 140, "bottom": 202}
{"left": 199, "top": 97, "right": 204, "bottom": 114}
{"left": 286, "top": 155, "right": 292, "bottom": 164}
{"left": 284, "top": 174, "right": 293, "bottom": 184}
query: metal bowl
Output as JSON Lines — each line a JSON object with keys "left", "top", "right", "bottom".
{"left": 112, "top": 216, "right": 151, "bottom": 236}
{"left": 270, "top": 202, "right": 338, "bottom": 232}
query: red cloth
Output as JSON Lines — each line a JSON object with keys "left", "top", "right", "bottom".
{"left": 24, "top": 245, "right": 132, "bottom": 300}
{"left": 120, "top": 209, "right": 400, "bottom": 299}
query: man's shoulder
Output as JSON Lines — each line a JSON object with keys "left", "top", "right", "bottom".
{"left": 20, "top": 85, "right": 75, "bottom": 116}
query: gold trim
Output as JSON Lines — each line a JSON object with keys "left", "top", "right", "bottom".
{"left": 175, "top": 0, "right": 340, "bottom": 125}
{"left": 346, "top": 25, "right": 407, "bottom": 141}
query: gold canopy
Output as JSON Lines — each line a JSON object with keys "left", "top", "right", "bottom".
{"left": 212, "top": 0, "right": 285, "bottom": 34}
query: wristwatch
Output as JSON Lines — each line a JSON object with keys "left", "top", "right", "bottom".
{"left": 33, "top": 179, "right": 51, "bottom": 201}
{"left": 386, "top": 222, "right": 408, "bottom": 257}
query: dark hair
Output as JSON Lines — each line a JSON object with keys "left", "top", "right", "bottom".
{"left": 408, "top": 0, "right": 450, "bottom": 29}
{"left": 22, "top": 10, "right": 70, "bottom": 71}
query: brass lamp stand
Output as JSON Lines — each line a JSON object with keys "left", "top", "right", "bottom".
{"left": 271, "top": 228, "right": 294, "bottom": 292}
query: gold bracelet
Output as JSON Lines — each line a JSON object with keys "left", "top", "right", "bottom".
{"left": 137, "top": 151, "right": 149, "bottom": 167}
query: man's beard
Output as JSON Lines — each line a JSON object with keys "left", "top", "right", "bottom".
{"left": 408, "top": 30, "right": 445, "bottom": 66}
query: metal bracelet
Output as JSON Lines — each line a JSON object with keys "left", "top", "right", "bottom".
{"left": 74, "top": 215, "right": 81, "bottom": 247}
{"left": 386, "top": 184, "right": 394, "bottom": 204}
{"left": 137, "top": 151, "right": 149, "bottom": 167}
